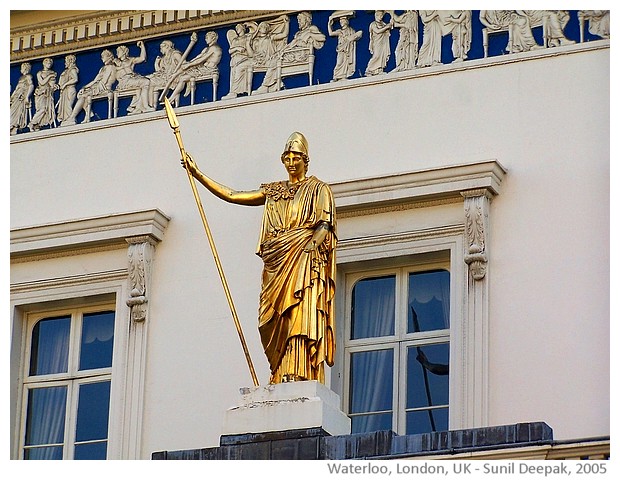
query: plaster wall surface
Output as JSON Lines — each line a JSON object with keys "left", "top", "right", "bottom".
{"left": 10, "top": 46, "right": 609, "bottom": 456}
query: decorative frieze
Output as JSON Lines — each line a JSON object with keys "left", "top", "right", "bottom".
{"left": 10, "top": 10, "right": 609, "bottom": 136}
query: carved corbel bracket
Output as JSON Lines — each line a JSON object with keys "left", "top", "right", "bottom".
{"left": 462, "top": 189, "right": 492, "bottom": 281}
{"left": 126, "top": 235, "right": 156, "bottom": 322}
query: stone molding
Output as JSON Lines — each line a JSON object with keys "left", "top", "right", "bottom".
{"left": 10, "top": 208, "right": 170, "bottom": 262}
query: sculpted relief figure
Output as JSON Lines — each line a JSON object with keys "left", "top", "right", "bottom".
{"left": 29, "top": 57, "right": 58, "bottom": 131}
{"left": 418, "top": 10, "right": 472, "bottom": 67}
{"left": 365, "top": 10, "right": 393, "bottom": 76}
{"left": 56, "top": 55, "right": 79, "bottom": 124}
{"left": 251, "top": 15, "right": 290, "bottom": 94}
{"left": 579, "top": 10, "right": 610, "bottom": 39}
{"left": 328, "top": 11, "right": 363, "bottom": 81}
{"left": 392, "top": 10, "right": 419, "bottom": 72}
{"left": 282, "top": 12, "right": 326, "bottom": 64}
{"left": 446, "top": 10, "right": 472, "bottom": 62}
{"left": 181, "top": 132, "right": 337, "bottom": 384}
{"left": 147, "top": 39, "right": 185, "bottom": 104}
{"left": 223, "top": 23, "right": 255, "bottom": 99}
{"left": 417, "top": 11, "right": 443, "bottom": 67}
{"left": 479, "top": 10, "right": 543, "bottom": 53}
{"left": 61, "top": 49, "right": 116, "bottom": 126}
{"left": 167, "top": 31, "right": 222, "bottom": 106}
{"left": 529, "top": 10, "right": 575, "bottom": 47}
{"left": 114, "top": 42, "right": 155, "bottom": 114}
{"left": 10, "top": 62, "right": 34, "bottom": 135}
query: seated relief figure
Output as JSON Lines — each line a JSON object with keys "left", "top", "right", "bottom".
{"left": 526, "top": 10, "right": 575, "bottom": 47}
{"left": 249, "top": 15, "right": 290, "bottom": 94}
{"left": 279, "top": 12, "right": 326, "bottom": 70}
{"left": 61, "top": 49, "right": 117, "bottom": 126}
{"left": 114, "top": 42, "right": 155, "bottom": 115}
{"left": 181, "top": 132, "right": 337, "bottom": 384}
{"left": 166, "top": 31, "right": 222, "bottom": 106}
{"left": 147, "top": 39, "right": 185, "bottom": 106}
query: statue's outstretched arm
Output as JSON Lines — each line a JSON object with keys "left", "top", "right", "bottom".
{"left": 183, "top": 153, "right": 266, "bottom": 206}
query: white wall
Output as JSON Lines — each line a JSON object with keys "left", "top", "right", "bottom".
{"left": 10, "top": 45, "right": 609, "bottom": 456}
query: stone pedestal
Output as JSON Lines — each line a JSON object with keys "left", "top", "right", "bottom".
{"left": 222, "top": 380, "right": 351, "bottom": 437}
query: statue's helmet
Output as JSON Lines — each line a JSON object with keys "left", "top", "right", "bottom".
{"left": 283, "top": 132, "right": 309, "bottom": 158}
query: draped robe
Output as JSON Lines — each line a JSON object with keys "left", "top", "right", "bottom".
{"left": 257, "top": 176, "right": 336, "bottom": 383}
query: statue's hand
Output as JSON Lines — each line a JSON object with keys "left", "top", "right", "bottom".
{"left": 303, "top": 239, "right": 317, "bottom": 253}
{"left": 182, "top": 153, "right": 197, "bottom": 174}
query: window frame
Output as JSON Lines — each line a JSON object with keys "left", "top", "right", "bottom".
{"left": 19, "top": 301, "right": 117, "bottom": 460}
{"left": 343, "top": 257, "right": 452, "bottom": 435}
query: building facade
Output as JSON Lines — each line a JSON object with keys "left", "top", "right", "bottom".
{"left": 10, "top": 10, "right": 610, "bottom": 460}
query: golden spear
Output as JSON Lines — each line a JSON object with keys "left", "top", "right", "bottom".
{"left": 163, "top": 97, "right": 259, "bottom": 387}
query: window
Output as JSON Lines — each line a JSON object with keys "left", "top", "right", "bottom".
{"left": 344, "top": 257, "right": 450, "bottom": 435}
{"left": 20, "top": 305, "right": 115, "bottom": 460}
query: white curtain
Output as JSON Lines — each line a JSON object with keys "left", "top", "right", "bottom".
{"left": 25, "top": 386, "right": 67, "bottom": 459}
{"left": 350, "top": 276, "right": 396, "bottom": 432}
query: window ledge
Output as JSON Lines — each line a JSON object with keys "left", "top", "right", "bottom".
{"left": 10, "top": 208, "right": 170, "bottom": 261}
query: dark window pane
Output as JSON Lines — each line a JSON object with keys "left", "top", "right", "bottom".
{"left": 351, "top": 276, "right": 395, "bottom": 339}
{"left": 24, "top": 446, "right": 63, "bottom": 460}
{"left": 74, "top": 441, "right": 108, "bottom": 460}
{"left": 25, "top": 386, "right": 67, "bottom": 446}
{"left": 351, "top": 413, "right": 393, "bottom": 434}
{"left": 79, "top": 311, "right": 115, "bottom": 370}
{"left": 75, "top": 381, "right": 111, "bottom": 442}
{"left": 349, "top": 349, "right": 393, "bottom": 414}
{"left": 407, "top": 343, "right": 449, "bottom": 409}
{"left": 406, "top": 407, "right": 449, "bottom": 434}
{"left": 30, "top": 316, "right": 70, "bottom": 375}
{"left": 408, "top": 269, "right": 450, "bottom": 333}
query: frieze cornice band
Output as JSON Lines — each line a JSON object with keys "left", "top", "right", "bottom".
{"left": 10, "top": 10, "right": 293, "bottom": 62}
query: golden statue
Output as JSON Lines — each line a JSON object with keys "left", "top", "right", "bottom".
{"left": 182, "top": 131, "right": 337, "bottom": 384}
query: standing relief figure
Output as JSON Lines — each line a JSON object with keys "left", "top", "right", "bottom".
{"left": 365, "top": 10, "right": 394, "bottom": 76}
{"left": 61, "top": 49, "right": 117, "bottom": 126}
{"left": 56, "top": 55, "right": 79, "bottom": 124}
{"left": 167, "top": 31, "right": 223, "bottom": 106}
{"left": 328, "top": 11, "right": 363, "bottom": 82}
{"left": 29, "top": 57, "right": 58, "bottom": 131}
{"left": 418, "top": 11, "right": 472, "bottom": 67}
{"left": 114, "top": 42, "right": 155, "bottom": 114}
{"left": 147, "top": 39, "right": 185, "bottom": 106}
{"left": 251, "top": 15, "right": 290, "bottom": 94}
{"left": 10, "top": 62, "right": 34, "bottom": 135}
{"left": 446, "top": 10, "right": 472, "bottom": 62}
{"left": 223, "top": 23, "right": 255, "bottom": 99}
{"left": 392, "top": 10, "right": 419, "bottom": 72}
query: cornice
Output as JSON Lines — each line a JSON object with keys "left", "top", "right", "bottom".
{"left": 10, "top": 208, "right": 171, "bottom": 262}
{"left": 332, "top": 160, "right": 507, "bottom": 218}
{"left": 10, "top": 10, "right": 294, "bottom": 63}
